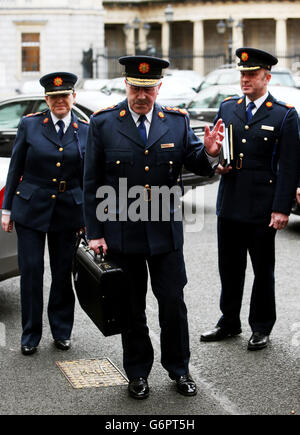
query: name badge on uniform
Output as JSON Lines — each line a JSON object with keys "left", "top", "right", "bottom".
{"left": 261, "top": 125, "right": 274, "bottom": 131}
{"left": 161, "top": 143, "right": 175, "bottom": 149}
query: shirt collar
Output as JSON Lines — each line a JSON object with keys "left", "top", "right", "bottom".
{"left": 245, "top": 91, "right": 269, "bottom": 110}
{"left": 128, "top": 105, "right": 154, "bottom": 124}
{"left": 50, "top": 111, "right": 71, "bottom": 128}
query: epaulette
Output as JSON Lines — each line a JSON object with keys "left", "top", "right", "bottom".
{"left": 274, "top": 100, "right": 294, "bottom": 109}
{"left": 92, "top": 104, "right": 118, "bottom": 116}
{"left": 223, "top": 95, "right": 240, "bottom": 103}
{"left": 162, "top": 106, "right": 188, "bottom": 115}
{"left": 78, "top": 118, "right": 89, "bottom": 124}
{"left": 25, "top": 111, "right": 43, "bottom": 118}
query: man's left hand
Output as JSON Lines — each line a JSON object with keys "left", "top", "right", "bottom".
{"left": 204, "top": 119, "right": 224, "bottom": 157}
{"left": 269, "top": 212, "right": 289, "bottom": 230}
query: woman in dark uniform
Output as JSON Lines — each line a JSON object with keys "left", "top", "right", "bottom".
{"left": 1, "top": 72, "right": 89, "bottom": 355}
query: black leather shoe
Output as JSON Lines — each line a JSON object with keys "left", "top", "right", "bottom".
{"left": 128, "top": 378, "right": 149, "bottom": 400}
{"left": 54, "top": 339, "right": 71, "bottom": 350}
{"left": 21, "top": 345, "right": 37, "bottom": 356}
{"left": 175, "top": 374, "right": 197, "bottom": 396}
{"left": 200, "top": 326, "right": 242, "bottom": 342}
{"left": 247, "top": 332, "right": 269, "bottom": 351}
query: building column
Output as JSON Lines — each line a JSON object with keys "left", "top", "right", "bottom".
{"left": 193, "top": 20, "right": 205, "bottom": 76}
{"left": 124, "top": 26, "right": 135, "bottom": 56}
{"left": 276, "top": 18, "right": 287, "bottom": 67}
{"left": 161, "top": 21, "right": 170, "bottom": 60}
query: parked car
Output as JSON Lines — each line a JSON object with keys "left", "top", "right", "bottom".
{"left": 196, "top": 65, "right": 297, "bottom": 93}
{"left": 165, "top": 69, "right": 203, "bottom": 91}
{"left": 187, "top": 84, "right": 300, "bottom": 123}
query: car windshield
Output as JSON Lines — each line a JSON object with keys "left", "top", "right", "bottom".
{"left": 202, "top": 70, "right": 240, "bottom": 89}
{"left": 0, "top": 101, "right": 31, "bottom": 128}
{"left": 270, "top": 72, "right": 295, "bottom": 87}
{"left": 188, "top": 87, "right": 240, "bottom": 109}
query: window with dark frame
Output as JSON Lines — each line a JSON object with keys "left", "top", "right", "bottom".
{"left": 21, "top": 33, "right": 40, "bottom": 72}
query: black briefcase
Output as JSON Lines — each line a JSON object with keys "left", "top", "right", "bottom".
{"left": 73, "top": 235, "right": 124, "bottom": 336}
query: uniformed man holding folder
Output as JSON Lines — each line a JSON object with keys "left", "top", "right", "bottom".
{"left": 201, "top": 48, "right": 300, "bottom": 350}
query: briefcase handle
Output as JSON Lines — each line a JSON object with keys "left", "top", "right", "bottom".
{"left": 75, "top": 230, "right": 106, "bottom": 263}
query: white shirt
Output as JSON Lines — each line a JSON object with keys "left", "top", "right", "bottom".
{"left": 51, "top": 111, "right": 71, "bottom": 133}
{"left": 129, "top": 106, "right": 153, "bottom": 138}
{"left": 245, "top": 91, "right": 269, "bottom": 116}
{"left": 2, "top": 111, "right": 71, "bottom": 216}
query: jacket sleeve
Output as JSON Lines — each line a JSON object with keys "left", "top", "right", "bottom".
{"left": 83, "top": 116, "right": 106, "bottom": 239}
{"left": 272, "top": 108, "right": 300, "bottom": 214}
{"left": 182, "top": 115, "right": 215, "bottom": 177}
{"left": 2, "top": 118, "right": 28, "bottom": 211}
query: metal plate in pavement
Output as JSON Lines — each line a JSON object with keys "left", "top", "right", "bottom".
{"left": 56, "top": 357, "right": 128, "bottom": 389}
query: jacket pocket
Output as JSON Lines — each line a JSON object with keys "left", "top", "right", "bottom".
{"left": 105, "top": 149, "right": 134, "bottom": 176}
{"left": 15, "top": 181, "right": 40, "bottom": 200}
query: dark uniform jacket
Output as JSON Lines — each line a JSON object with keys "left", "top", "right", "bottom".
{"left": 215, "top": 93, "right": 300, "bottom": 224}
{"left": 84, "top": 99, "right": 213, "bottom": 255}
{"left": 2, "top": 110, "right": 88, "bottom": 232}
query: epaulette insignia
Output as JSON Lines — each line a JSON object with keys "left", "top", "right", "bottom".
{"left": 162, "top": 106, "right": 187, "bottom": 115}
{"left": 237, "top": 98, "right": 243, "bottom": 105}
{"left": 26, "top": 111, "right": 42, "bottom": 118}
{"left": 286, "top": 103, "right": 294, "bottom": 108}
{"left": 93, "top": 105, "right": 117, "bottom": 116}
{"left": 266, "top": 102, "right": 273, "bottom": 108}
{"left": 78, "top": 118, "right": 89, "bottom": 124}
{"left": 223, "top": 96, "right": 232, "bottom": 102}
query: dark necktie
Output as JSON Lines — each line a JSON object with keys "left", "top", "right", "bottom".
{"left": 246, "top": 101, "right": 256, "bottom": 122}
{"left": 57, "top": 119, "right": 65, "bottom": 140}
{"left": 137, "top": 114, "right": 147, "bottom": 145}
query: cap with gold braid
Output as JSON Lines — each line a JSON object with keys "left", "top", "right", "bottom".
{"left": 119, "top": 55, "right": 169, "bottom": 87}
{"left": 40, "top": 72, "right": 77, "bottom": 95}
{"left": 236, "top": 47, "right": 278, "bottom": 71}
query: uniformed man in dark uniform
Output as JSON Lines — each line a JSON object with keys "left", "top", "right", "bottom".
{"left": 84, "top": 56, "right": 224, "bottom": 399}
{"left": 1, "top": 72, "right": 89, "bottom": 355}
{"left": 201, "top": 48, "right": 300, "bottom": 350}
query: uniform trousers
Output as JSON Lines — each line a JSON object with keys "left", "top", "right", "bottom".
{"left": 217, "top": 217, "right": 277, "bottom": 335}
{"left": 109, "top": 249, "right": 190, "bottom": 381}
{"left": 15, "top": 223, "right": 77, "bottom": 347}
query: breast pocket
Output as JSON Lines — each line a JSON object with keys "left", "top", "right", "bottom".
{"left": 156, "top": 149, "right": 182, "bottom": 181}
{"left": 256, "top": 128, "right": 277, "bottom": 150}
{"left": 105, "top": 149, "right": 134, "bottom": 176}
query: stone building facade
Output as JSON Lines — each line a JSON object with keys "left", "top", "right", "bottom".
{"left": 1, "top": 0, "right": 300, "bottom": 89}
{"left": 0, "top": 0, "right": 104, "bottom": 93}
{"left": 103, "top": 0, "right": 300, "bottom": 76}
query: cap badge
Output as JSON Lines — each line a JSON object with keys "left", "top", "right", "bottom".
{"left": 119, "top": 109, "right": 126, "bottom": 117}
{"left": 43, "top": 117, "right": 49, "bottom": 124}
{"left": 158, "top": 111, "right": 165, "bottom": 118}
{"left": 241, "top": 52, "right": 249, "bottom": 62}
{"left": 266, "top": 102, "right": 273, "bottom": 108}
{"left": 53, "top": 77, "right": 63, "bottom": 87}
{"left": 139, "top": 62, "right": 150, "bottom": 74}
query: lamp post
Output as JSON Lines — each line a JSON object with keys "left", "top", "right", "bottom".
{"left": 216, "top": 16, "right": 243, "bottom": 65}
{"left": 164, "top": 4, "right": 174, "bottom": 61}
